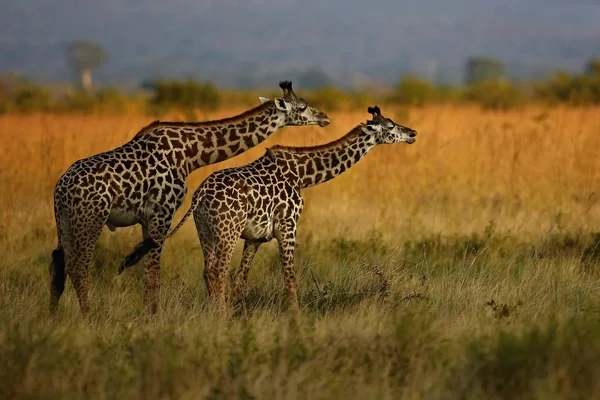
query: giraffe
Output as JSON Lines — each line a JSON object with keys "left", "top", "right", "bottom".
{"left": 122, "top": 106, "right": 416, "bottom": 311}
{"left": 49, "top": 81, "right": 331, "bottom": 316}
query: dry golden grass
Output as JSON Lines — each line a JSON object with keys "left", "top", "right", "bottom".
{"left": 3, "top": 105, "right": 600, "bottom": 243}
{"left": 1, "top": 106, "right": 600, "bottom": 399}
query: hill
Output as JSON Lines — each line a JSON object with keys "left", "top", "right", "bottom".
{"left": 2, "top": 0, "right": 599, "bottom": 88}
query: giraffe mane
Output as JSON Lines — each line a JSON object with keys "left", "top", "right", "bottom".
{"left": 132, "top": 101, "right": 275, "bottom": 139}
{"left": 269, "top": 124, "right": 364, "bottom": 154}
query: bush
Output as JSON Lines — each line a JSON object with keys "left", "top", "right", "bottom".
{"left": 389, "top": 75, "right": 437, "bottom": 106}
{"left": 8, "top": 86, "right": 52, "bottom": 113}
{"left": 535, "top": 71, "right": 600, "bottom": 105}
{"left": 463, "top": 80, "right": 523, "bottom": 110}
{"left": 148, "top": 79, "right": 220, "bottom": 112}
{"left": 56, "top": 91, "right": 96, "bottom": 112}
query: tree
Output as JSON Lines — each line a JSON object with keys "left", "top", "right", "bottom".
{"left": 65, "top": 40, "right": 108, "bottom": 92}
{"left": 464, "top": 57, "right": 506, "bottom": 84}
{"left": 585, "top": 57, "right": 600, "bottom": 76}
{"left": 149, "top": 79, "right": 220, "bottom": 111}
{"left": 392, "top": 74, "right": 436, "bottom": 106}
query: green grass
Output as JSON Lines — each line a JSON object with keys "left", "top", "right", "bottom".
{"left": 2, "top": 229, "right": 600, "bottom": 399}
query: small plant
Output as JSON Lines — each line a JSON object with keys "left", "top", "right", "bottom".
{"left": 373, "top": 265, "right": 390, "bottom": 298}
{"left": 486, "top": 299, "right": 522, "bottom": 319}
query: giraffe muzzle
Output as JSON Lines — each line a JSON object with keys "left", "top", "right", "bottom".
{"left": 317, "top": 115, "right": 331, "bottom": 127}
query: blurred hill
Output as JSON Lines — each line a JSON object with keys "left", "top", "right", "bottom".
{"left": 2, "top": 0, "right": 599, "bottom": 88}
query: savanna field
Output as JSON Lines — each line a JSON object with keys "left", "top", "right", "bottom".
{"left": 2, "top": 105, "right": 600, "bottom": 399}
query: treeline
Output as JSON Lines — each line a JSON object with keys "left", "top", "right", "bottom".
{"left": 1, "top": 57, "right": 600, "bottom": 114}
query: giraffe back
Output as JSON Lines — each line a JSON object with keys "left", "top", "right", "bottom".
{"left": 193, "top": 151, "right": 303, "bottom": 243}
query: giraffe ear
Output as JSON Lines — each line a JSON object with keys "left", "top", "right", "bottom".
{"left": 274, "top": 97, "right": 292, "bottom": 112}
{"left": 258, "top": 96, "right": 271, "bottom": 104}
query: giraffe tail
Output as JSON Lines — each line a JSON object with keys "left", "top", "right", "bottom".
{"left": 117, "top": 238, "right": 160, "bottom": 274}
{"left": 49, "top": 247, "right": 66, "bottom": 293}
{"left": 164, "top": 189, "right": 204, "bottom": 240}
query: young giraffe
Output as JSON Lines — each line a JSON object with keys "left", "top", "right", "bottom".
{"left": 49, "top": 81, "right": 330, "bottom": 316}
{"left": 125, "top": 106, "right": 416, "bottom": 311}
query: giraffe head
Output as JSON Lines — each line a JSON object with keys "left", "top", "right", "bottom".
{"left": 259, "top": 81, "right": 331, "bottom": 127}
{"left": 363, "top": 106, "right": 417, "bottom": 144}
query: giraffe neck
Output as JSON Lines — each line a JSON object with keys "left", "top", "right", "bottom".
{"left": 135, "top": 102, "right": 285, "bottom": 176}
{"left": 271, "top": 125, "right": 378, "bottom": 188}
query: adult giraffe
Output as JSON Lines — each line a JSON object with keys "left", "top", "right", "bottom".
{"left": 125, "top": 106, "right": 416, "bottom": 312}
{"left": 49, "top": 81, "right": 330, "bottom": 316}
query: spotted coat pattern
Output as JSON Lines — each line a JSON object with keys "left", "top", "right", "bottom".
{"left": 157, "top": 106, "right": 417, "bottom": 311}
{"left": 49, "top": 81, "right": 330, "bottom": 316}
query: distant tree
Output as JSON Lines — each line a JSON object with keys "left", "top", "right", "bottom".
{"left": 149, "top": 79, "right": 220, "bottom": 111}
{"left": 297, "top": 68, "right": 334, "bottom": 89}
{"left": 464, "top": 80, "right": 522, "bottom": 110}
{"left": 0, "top": 72, "right": 29, "bottom": 102}
{"left": 585, "top": 57, "right": 600, "bottom": 76}
{"left": 464, "top": 57, "right": 506, "bottom": 84}
{"left": 65, "top": 40, "right": 108, "bottom": 92}
{"left": 392, "top": 74, "right": 436, "bottom": 106}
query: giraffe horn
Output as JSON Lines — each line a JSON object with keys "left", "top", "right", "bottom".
{"left": 367, "top": 106, "right": 381, "bottom": 118}
{"left": 279, "top": 80, "right": 296, "bottom": 98}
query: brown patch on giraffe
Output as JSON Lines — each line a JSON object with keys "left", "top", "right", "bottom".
{"left": 228, "top": 130, "right": 240, "bottom": 141}
{"left": 158, "top": 136, "right": 171, "bottom": 150}
{"left": 166, "top": 130, "right": 179, "bottom": 139}
{"left": 200, "top": 151, "right": 211, "bottom": 165}
{"left": 215, "top": 134, "right": 227, "bottom": 147}
{"left": 330, "top": 155, "right": 340, "bottom": 168}
{"left": 243, "top": 136, "right": 255, "bottom": 148}
{"left": 304, "top": 162, "right": 315, "bottom": 175}
{"left": 174, "top": 151, "right": 185, "bottom": 164}
{"left": 216, "top": 149, "right": 228, "bottom": 162}
{"left": 230, "top": 141, "right": 241, "bottom": 155}
{"left": 184, "top": 145, "right": 199, "bottom": 159}
{"left": 314, "top": 158, "right": 324, "bottom": 171}
{"left": 200, "top": 133, "right": 214, "bottom": 148}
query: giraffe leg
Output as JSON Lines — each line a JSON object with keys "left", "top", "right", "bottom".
{"left": 201, "top": 242, "right": 217, "bottom": 301}
{"left": 192, "top": 184, "right": 246, "bottom": 313}
{"left": 276, "top": 222, "right": 300, "bottom": 311}
{"left": 67, "top": 224, "right": 104, "bottom": 317}
{"left": 143, "top": 246, "right": 163, "bottom": 315}
{"left": 140, "top": 203, "right": 181, "bottom": 314}
{"left": 196, "top": 220, "right": 217, "bottom": 301}
{"left": 210, "top": 239, "right": 238, "bottom": 313}
{"left": 231, "top": 240, "right": 261, "bottom": 304}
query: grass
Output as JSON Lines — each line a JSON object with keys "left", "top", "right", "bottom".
{"left": 1, "top": 105, "right": 600, "bottom": 398}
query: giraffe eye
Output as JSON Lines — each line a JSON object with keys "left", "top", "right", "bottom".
{"left": 298, "top": 103, "right": 307, "bottom": 111}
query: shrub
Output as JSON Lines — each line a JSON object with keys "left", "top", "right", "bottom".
{"left": 390, "top": 75, "right": 437, "bottom": 106}
{"left": 148, "top": 79, "right": 220, "bottom": 112}
{"left": 535, "top": 71, "right": 600, "bottom": 105}
{"left": 463, "top": 80, "right": 523, "bottom": 110}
